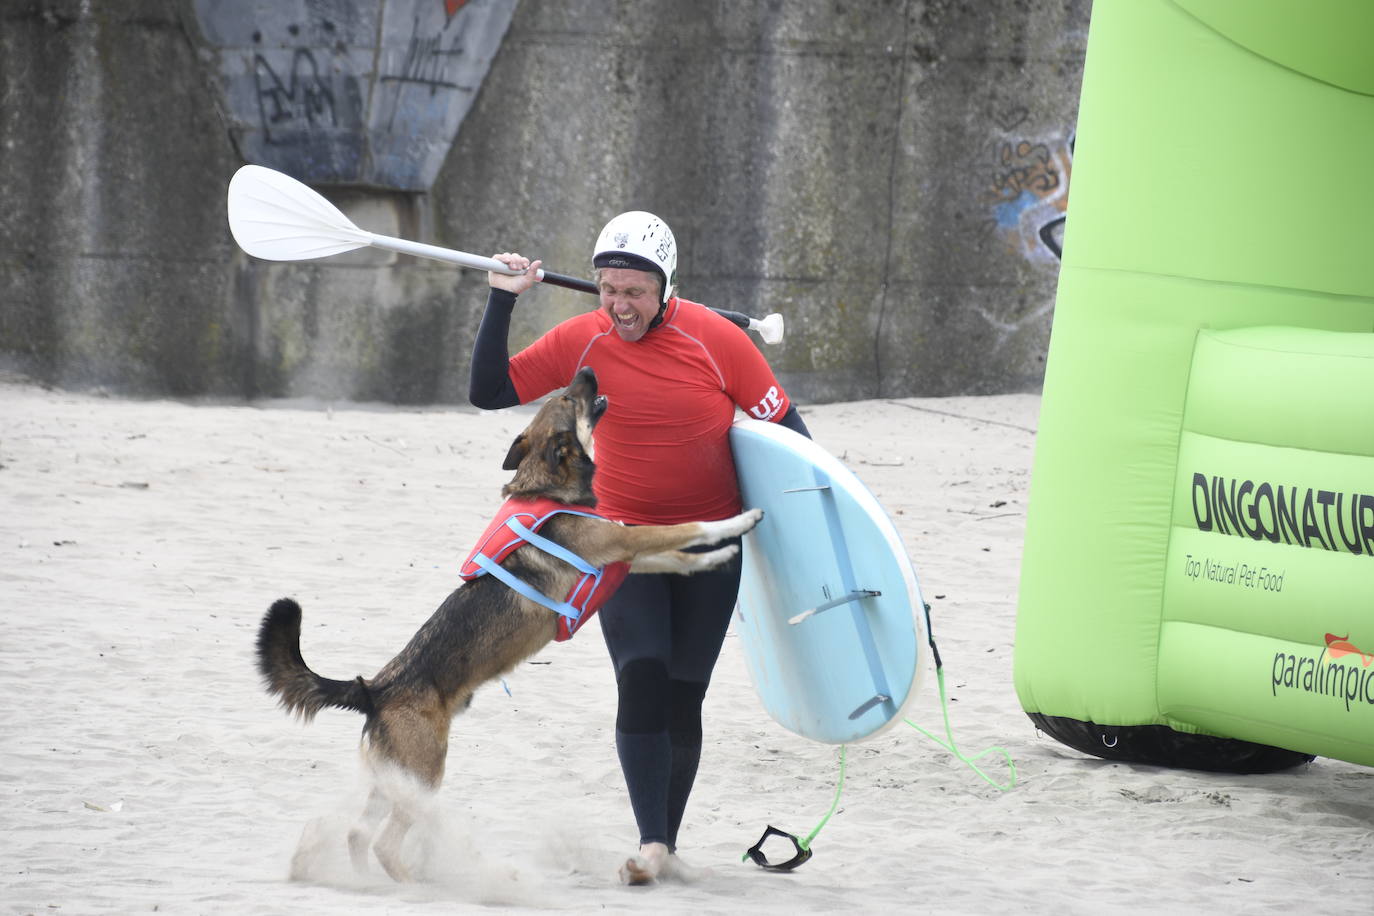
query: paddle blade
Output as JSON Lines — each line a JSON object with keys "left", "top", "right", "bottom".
{"left": 227, "top": 165, "right": 371, "bottom": 261}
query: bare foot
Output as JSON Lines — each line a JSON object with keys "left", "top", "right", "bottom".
{"left": 619, "top": 841, "right": 670, "bottom": 886}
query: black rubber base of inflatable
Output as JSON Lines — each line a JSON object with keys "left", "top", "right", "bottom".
{"left": 1027, "top": 714, "right": 1316, "bottom": 774}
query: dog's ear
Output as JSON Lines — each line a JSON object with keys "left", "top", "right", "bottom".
{"left": 503, "top": 432, "right": 529, "bottom": 471}
{"left": 542, "top": 433, "right": 568, "bottom": 475}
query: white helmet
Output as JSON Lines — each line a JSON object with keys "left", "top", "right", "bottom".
{"left": 592, "top": 211, "right": 677, "bottom": 305}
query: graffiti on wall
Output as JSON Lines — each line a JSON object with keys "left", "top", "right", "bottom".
{"left": 375, "top": 10, "right": 479, "bottom": 136}
{"left": 253, "top": 47, "right": 338, "bottom": 143}
{"left": 382, "top": 19, "right": 470, "bottom": 95}
{"left": 985, "top": 108, "right": 1074, "bottom": 263}
{"left": 194, "top": 0, "right": 516, "bottom": 190}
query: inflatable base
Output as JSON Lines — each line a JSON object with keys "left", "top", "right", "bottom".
{"left": 1028, "top": 714, "right": 1316, "bottom": 774}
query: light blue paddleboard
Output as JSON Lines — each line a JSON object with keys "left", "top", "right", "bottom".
{"left": 730, "top": 418, "right": 928, "bottom": 744}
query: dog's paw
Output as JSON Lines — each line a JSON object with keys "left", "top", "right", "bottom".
{"left": 696, "top": 508, "right": 763, "bottom": 545}
{"left": 733, "top": 507, "right": 764, "bottom": 534}
{"left": 695, "top": 544, "right": 740, "bottom": 569}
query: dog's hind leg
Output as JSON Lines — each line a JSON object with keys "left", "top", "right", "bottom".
{"left": 373, "top": 807, "right": 417, "bottom": 883}
{"left": 348, "top": 787, "right": 390, "bottom": 874}
{"left": 360, "top": 705, "right": 449, "bottom": 882}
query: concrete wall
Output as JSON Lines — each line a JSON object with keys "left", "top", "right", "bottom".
{"left": 0, "top": 0, "right": 1089, "bottom": 404}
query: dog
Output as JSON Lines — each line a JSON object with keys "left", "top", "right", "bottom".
{"left": 255, "top": 366, "right": 762, "bottom": 881}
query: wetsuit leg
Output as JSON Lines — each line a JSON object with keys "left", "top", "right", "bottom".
{"left": 665, "top": 678, "right": 707, "bottom": 851}
{"left": 601, "top": 573, "right": 673, "bottom": 846}
{"left": 663, "top": 548, "right": 741, "bottom": 850}
{"left": 600, "top": 541, "right": 742, "bottom": 850}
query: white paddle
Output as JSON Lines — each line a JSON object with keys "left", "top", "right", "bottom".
{"left": 226, "top": 165, "right": 784, "bottom": 344}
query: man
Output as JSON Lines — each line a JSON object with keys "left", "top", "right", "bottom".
{"left": 469, "top": 211, "right": 808, "bottom": 884}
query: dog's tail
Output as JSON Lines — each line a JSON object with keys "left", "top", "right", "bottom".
{"left": 256, "top": 598, "right": 373, "bottom": 721}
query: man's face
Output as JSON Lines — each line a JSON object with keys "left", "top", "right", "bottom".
{"left": 597, "top": 268, "right": 662, "bottom": 342}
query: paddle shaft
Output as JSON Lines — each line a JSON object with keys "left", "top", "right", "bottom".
{"left": 539, "top": 271, "right": 597, "bottom": 295}
{"left": 368, "top": 231, "right": 754, "bottom": 332}
{"left": 368, "top": 231, "right": 591, "bottom": 293}
{"left": 542, "top": 268, "right": 755, "bottom": 332}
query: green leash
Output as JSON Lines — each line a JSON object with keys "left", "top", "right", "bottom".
{"left": 742, "top": 745, "right": 847, "bottom": 870}
{"left": 904, "top": 601, "right": 1017, "bottom": 792}
{"left": 905, "top": 665, "right": 1018, "bottom": 792}
{"left": 743, "top": 605, "right": 1016, "bottom": 869}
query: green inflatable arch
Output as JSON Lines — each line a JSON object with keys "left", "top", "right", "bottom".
{"left": 1014, "top": 0, "right": 1374, "bottom": 771}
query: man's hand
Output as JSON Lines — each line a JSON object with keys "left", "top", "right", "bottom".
{"left": 488, "top": 252, "right": 542, "bottom": 295}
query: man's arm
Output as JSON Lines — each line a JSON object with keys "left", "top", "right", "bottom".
{"left": 776, "top": 404, "right": 811, "bottom": 439}
{"left": 468, "top": 288, "right": 521, "bottom": 409}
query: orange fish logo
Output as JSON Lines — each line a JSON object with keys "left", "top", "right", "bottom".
{"left": 1324, "top": 633, "right": 1373, "bottom": 667}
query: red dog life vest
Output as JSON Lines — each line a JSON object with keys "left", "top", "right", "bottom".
{"left": 459, "top": 496, "right": 630, "bottom": 641}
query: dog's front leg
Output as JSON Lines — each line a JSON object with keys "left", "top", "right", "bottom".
{"left": 629, "top": 543, "right": 740, "bottom": 574}
{"left": 594, "top": 509, "right": 763, "bottom": 564}
{"left": 689, "top": 507, "right": 764, "bottom": 545}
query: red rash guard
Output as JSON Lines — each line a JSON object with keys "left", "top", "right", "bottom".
{"left": 509, "top": 298, "right": 791, "bottom": 525}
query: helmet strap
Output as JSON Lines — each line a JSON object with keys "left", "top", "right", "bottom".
{"left": 647, "top": 298, "right": 670, "bottom": 331}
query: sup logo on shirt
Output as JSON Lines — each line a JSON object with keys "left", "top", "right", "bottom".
{"left": 749, "top": 386, "right": 784, "bottom": 421}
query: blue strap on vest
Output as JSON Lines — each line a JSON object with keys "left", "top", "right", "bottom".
{"left": 507, "top": 516, "right": 599, "bottom": 575}
{"left": 468, "top": 513, "right": 602, "bottom": 622}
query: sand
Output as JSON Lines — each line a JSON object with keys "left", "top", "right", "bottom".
{"left": 3, "top": 377, "right": 1370, "bottom": 915}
